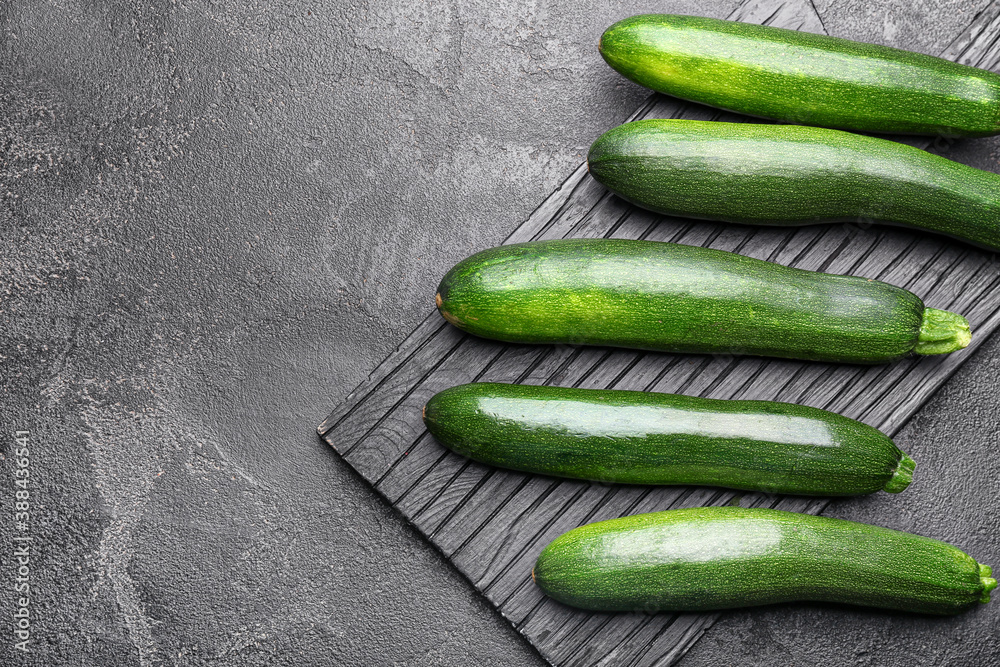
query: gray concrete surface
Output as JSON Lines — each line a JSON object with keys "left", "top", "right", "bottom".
{"left": 1, "top": 1, "right": 997, "bottom": 665}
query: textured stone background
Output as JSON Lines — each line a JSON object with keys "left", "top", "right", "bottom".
{"left": 1, "top": 1, "right": 997, "bottom": 665}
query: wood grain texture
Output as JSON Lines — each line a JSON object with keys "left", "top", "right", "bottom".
{"left": 319, "top": 1, "right": 1000, "bottom": 664}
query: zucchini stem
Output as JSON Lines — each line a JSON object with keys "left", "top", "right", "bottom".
{"left": 914, "top": 308, "right": 971, "bottom": 355}
{"left": 883, "top": 453, "right": 915, "bottom": 493}
{"left": 980, "top": 564, "right": 996, "bottom": 604}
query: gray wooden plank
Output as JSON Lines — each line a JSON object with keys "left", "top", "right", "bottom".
{"left": 318, "top": 0, "right": 1000, "bottom": 664}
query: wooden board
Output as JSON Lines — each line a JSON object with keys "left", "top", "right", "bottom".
{"left": 319, "top": 1, "right": 1000, "bottom": 664}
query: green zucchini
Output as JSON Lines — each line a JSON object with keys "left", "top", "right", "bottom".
{"left": 588, "top": 118, "right": 1000, "bottom": 251}
{"left": 533, "top": 507, "right": 997, "bottom": 615}
{"left": 599, "top": 14, "right": 1000, "bottom": 137}
{"left": 422, "top": 383, "right": 914, "bottom": 496}
{"left": 435, "top": 239, "right": 970, "bottom": 364}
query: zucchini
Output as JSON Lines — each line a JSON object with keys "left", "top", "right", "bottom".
{"left": 435, "top": 239, "right": 970, "bottom": 364}
{"left": 422, "top": 382, "right": 914, "bottom": 496}
{"left": 599, "top": 14, "right": 1000, "bottom": 137}
{"left": 588, "top": 118, "right": 1000, "bottom": 251}
{"left": 533, "top": 507, "right": 997, "bottom": 615}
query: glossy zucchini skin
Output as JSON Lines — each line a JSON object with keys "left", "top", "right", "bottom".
{"left": 423, "top": 383, "right": 914, "bottom": 496}
{"left": 588, "top": 119, "right": 1000, "bottom": 252}
{"left": 533, "top": 507, "right": 997, "bottom": 615}
{"left": 436, "top": 238, "right": 970, "bottom": 364}
{"left": 599, "top": 14, "right": 1000, "bottom": 137}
